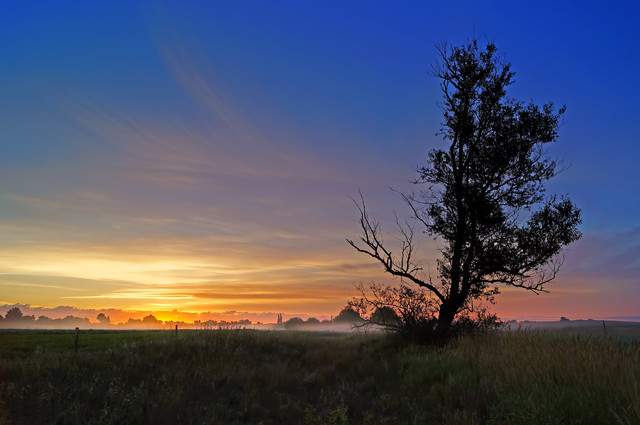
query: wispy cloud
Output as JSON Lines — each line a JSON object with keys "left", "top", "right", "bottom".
{"left": 0, "top": 30, "right": 416, "bottom": 316}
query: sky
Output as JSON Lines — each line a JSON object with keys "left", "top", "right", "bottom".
{"left": 1, "top": 1, "right": 639, "bottom": 323}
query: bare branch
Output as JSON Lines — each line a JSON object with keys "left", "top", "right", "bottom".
{"left": 346, "top": 192, "right": 446, "bottom": 303}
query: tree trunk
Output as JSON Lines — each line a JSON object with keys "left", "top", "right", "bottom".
{"left": 433, "top": 303, "right": 457, "bottom": 343}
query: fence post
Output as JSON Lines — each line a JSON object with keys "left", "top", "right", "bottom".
{"left": 175, "top": 324, "right": 178, "bottom": 337}
{"left": 74, "top": 327, "right": 80, "bottom": 352}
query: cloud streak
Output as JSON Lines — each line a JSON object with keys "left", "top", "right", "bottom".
{"left": 0, "top": 29, "right": 421, "bottom": 317}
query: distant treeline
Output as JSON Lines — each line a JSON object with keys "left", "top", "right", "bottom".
{"left": 0, "top": 306, "right": 367, "bottom": 330}
{"left": 0, "top": 307, "right": 252, "bottom": 330}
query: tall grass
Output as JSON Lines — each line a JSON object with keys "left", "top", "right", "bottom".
{"left": 0, "top": 329, "right": 637, "bottom": 424}
{"left": 401, "top": 331, "right": 639, "bottom": 424}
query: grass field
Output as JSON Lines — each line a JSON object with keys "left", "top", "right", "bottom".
{"left": 0, "top": 329, "right": 638, "bottom": 424}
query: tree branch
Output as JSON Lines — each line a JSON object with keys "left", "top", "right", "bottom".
{"left": 346, "top": 192, "right": 446, "bottom": 303}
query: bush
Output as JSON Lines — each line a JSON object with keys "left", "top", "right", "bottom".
{"left": 349, "top": 282, "right": 439, "bottom": 342}
{"left": 451, "top": 308, "right": 504, "bottom": 336}
{"left": 350, "top": 283, "right": 504, "bottom": 343}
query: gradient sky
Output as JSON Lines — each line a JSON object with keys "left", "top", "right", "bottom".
{"left": 1, "top": 1, "right": 639, "bottom": 323}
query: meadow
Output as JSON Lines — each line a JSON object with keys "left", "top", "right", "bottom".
{"left": 0, "top": 328, "right": 638, "bottom": 425}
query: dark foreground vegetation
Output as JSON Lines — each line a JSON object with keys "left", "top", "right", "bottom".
{"left": 0, "top": 329, "right": 638, "bottom": 425}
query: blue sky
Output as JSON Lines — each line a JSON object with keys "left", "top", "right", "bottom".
{"left": 1, "top": 1, "right": 638, "bottom": 321}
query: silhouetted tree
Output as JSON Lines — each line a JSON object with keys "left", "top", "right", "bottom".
{"left": 96, "top": 313, "right": 111, "bottom": 325}
{"left": 59, "top": 315, "right": 90, "bottom": 327}
{"left": 333, "top": 307, "right": 364, "bottom": 324}
{"left": 5, "top": 307, "right": 23, "bottom": 321}
{"left": 126, "top": 318, "right": 143, "bottom": 327}
{"left": 305, "top": 317, "right": 320, "bottom": 325}
{"left": 37, "top": 315, "right": 52, "bottom": 324}
{"left": 284, "top": 317, "right": 305, "bottom": 329}
{"left": 348, "top": 39, "right": 582, "bottom": 342}
{"left": 142, "top": 315, "right": 162, "bottom": 327}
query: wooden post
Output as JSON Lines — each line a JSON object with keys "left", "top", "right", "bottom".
{"left": 602, "top": 320, "right": 607, "bottom": 336}
{"left": 74, "top": 327, "right": 80, "bottom": 352}
{"left": 175, "top": 324, "right": 178, "bottom": 336}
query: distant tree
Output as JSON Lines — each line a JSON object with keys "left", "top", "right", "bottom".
{"left": 348, "top": 39, "right": 582, "bottom": 342}
{"left": 305, "top": 317, "right": 321, "bottom": 325}
{"left": 126, "top": 318, "right": 143, "bottom": 327}
{"left": 59, "top": 316, "right": 90, "bottom": 327}
{"left": 560, "top": 316, "right": 570, "bottom": 321}
{"left": 333, "top": 307, "right": 364, "bottom": 324}
{"left": 284, "top": 317, "right": 305, "bottom": 329}
{"left": 96, "top": 313, "right": 111, "bottom": 325}
{"left": 142, "top": 315, "right": 161, "bottom": 326}
{"left": 5, "top": 307, "right": 23, "bottom": 321}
